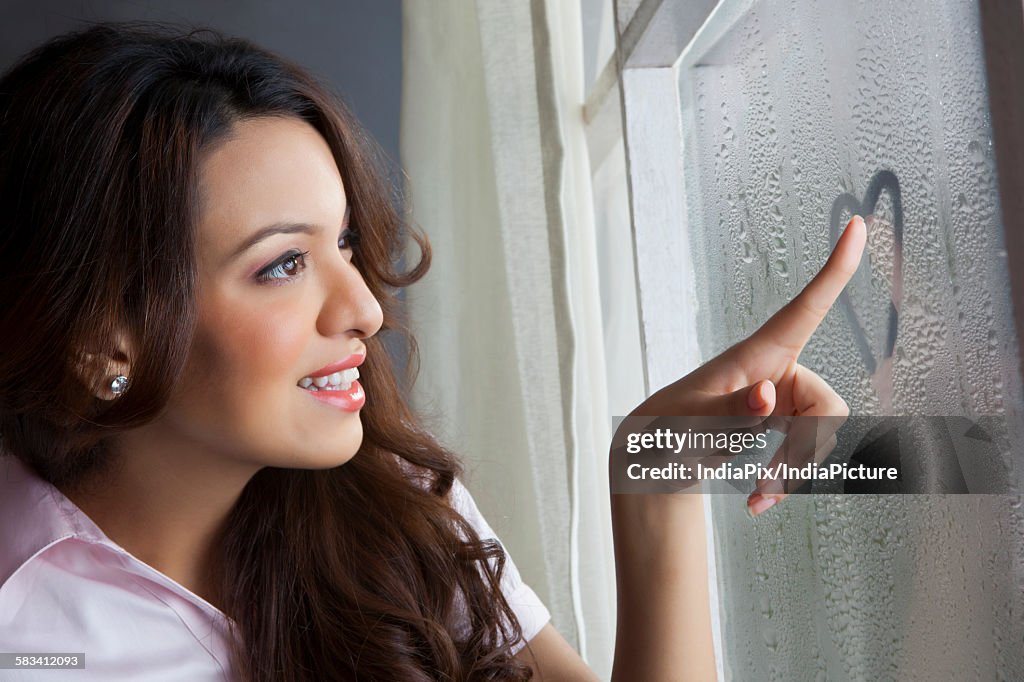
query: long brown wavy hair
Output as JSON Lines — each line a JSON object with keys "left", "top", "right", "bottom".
{"left": 0, "top": 21, "right": 534, "bottom": 681}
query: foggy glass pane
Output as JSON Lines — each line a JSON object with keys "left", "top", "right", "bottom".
{"left": 676, "top": 0, "right": 1024, "bottom": 679}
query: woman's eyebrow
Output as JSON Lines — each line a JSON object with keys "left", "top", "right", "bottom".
{"left": 229, "top": 206, "right": 350, "bottom": 261}
{"left": 230, "top": 222, "right": 318, "bottom": 260}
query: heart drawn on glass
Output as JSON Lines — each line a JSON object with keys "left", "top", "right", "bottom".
{"left": 829, "top": 169, "right": 904, "bottom": 377}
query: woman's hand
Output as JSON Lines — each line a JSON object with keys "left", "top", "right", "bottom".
{"left": 629, "top": 215, "right": 867, "bottom": 516}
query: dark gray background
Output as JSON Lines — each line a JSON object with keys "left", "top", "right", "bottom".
{"left": 0, "top": 0, "right": 403, "bottom": 167}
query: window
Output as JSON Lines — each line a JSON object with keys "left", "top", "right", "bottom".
{"left": 616, "top": 0, "right": 1024, "bottom": 678}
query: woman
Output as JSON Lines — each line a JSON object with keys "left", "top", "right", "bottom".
{"left": 0, "top": 22, "right": 864, "bottom": 681}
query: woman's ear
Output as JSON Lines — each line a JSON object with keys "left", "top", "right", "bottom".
{"left": 73, "top": 328, "right": 134, "bottom": 400}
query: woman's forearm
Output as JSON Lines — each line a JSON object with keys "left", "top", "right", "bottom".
{"left": 609, "top": 492, "right": 717, "bottom": 682}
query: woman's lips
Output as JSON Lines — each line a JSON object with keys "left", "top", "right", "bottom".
{"left": 304, "top": 352, "right": 365, "bottom": 379}
{"left": 302, "top": 379, "right": 365, "bottom": 412}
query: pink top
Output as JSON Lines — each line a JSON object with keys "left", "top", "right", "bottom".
{"left": 0, "top": 454, "right": 550, "bottom": 680}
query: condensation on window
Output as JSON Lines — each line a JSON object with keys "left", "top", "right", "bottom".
{"left": 677, "top": 0, "right": 1024, "bottom": 679}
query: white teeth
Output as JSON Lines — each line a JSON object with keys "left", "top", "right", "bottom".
{"left": 298, "top": 367, "right": 360, "bottom": 391}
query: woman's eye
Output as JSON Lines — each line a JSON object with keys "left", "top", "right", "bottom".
{"left": 339, "top": 227, "right": 360, "bottom": 252}
{"left": 256, "top": 250, "right": 309, "bottom": 284}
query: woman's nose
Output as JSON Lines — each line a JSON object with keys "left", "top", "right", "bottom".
{"left": 318, "top": 258, "right": 384, "bottom": 341}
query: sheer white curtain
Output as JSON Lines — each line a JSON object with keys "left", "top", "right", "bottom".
{"left": 400, "top": 1, "right": 638, "bottom": 677}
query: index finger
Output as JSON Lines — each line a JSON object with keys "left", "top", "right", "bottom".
{"left": 751, "top": 215, "right": 866, "bottom": 354}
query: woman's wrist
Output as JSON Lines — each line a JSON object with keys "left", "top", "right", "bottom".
{"left": 611, "top": 491, "right": 705, "bottom": 575}
{"left": 610, "top": 490, "right": 717, "bottom": 680}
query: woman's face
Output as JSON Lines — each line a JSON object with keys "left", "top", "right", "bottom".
{"left": 161, "top": 115, "right": 383, "bottom": 471}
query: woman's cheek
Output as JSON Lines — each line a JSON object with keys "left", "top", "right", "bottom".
{"left": 243, "top": 299, "right": 311, "bottom": 376}
{"left": 178, "top": 300, "right": 302, "bottom": 404}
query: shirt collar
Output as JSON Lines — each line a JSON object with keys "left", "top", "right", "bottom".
{"left": 0, "top": 453, "right": 112, "bottom": 586}
{"left": 0, "top": 452, "right": 236, "bottom": 669}
{"left": 1, "top": 452, "right": 230, "bottom": 618}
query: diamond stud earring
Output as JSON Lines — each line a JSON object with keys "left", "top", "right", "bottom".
{"left": 109, "top": 375, "right": 129, "bottom": 397}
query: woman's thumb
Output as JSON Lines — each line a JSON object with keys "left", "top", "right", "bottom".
{"left": 723, "top": 379, "right": 776, "bottom": 416}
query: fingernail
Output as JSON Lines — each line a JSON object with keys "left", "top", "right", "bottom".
{"left": 849, "top": 215, "right": 865, "bottom": 229}
{"left": 747, "top": 382, "right": 764, "bottom": 410}
{"left": 746, "top": 493, "right": 777, "bottom": 518}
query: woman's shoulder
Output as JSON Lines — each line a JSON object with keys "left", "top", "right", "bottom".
{"left": 443, "top": 474, "right": 553, "bottom": 654}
